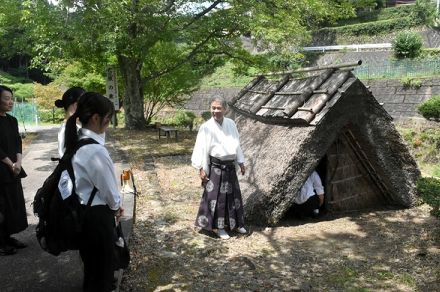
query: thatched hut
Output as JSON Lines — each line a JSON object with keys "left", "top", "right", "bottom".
{"left": 228, "top": 63, "right": 421, "bottom": 225}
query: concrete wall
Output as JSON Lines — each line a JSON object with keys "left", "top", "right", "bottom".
{"left": 364, "top": 77, "right": 440, "bottom": 119}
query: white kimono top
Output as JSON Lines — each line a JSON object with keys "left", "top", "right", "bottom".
{"left": 191, "top": 117, "right": 245, "bottom": 175}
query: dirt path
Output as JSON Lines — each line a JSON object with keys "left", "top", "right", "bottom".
{"left": 120, "top": 154, "right": 439, "bottom": 291}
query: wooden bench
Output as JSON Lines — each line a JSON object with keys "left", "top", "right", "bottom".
{"left": 157, "top": 124, "right": 178, "bottom": 142}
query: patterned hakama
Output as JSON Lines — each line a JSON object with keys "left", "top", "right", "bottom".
{"left": 195, "top": 159, "right": 245, "bottom": 231}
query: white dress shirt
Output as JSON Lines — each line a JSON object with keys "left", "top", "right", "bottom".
{"left": 57, "top": 122, "right": 66, "bottom": 158}
{"left": 58, "top": 122, "right": 81, "bottom": 158}
{"left": 72, "top": 128, "right": 120, "bottom": 210}
{"left": 191, "top": 117, "right": 245, "bottom": 174}
{"left": 294, "top": 171, "right": 325, "bottom": 205}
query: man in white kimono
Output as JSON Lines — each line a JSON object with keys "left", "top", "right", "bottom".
{"left": 191, "top": 97, "right": 247, "bottom": 239}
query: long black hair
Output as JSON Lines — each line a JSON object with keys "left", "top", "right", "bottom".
{"left": 64, "top": 92, "right": 115, "bottom": 154}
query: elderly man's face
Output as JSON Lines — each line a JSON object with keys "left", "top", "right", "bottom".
{"left": 211, "top": 100, "right": 226, "bottom": 123}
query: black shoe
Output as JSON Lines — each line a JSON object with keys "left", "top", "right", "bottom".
{"left": 0, "top": 245, "right": 16, "bottom": 256}
{"left": 7, "top": 237, "right": 27, "bottom": 249}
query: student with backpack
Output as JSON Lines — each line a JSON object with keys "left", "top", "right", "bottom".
{"left": 64, "top": 92, "right": 123, "bottom": 291}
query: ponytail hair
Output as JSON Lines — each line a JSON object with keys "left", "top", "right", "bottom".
{"left": 64, "top": 92, "right": 115, "bottom": 154}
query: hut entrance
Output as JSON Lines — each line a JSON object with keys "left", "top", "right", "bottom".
{"left": 284, "top": 128, "right": 389, "bottom": 221}
{"left": 324, "top": 129, "right": 388, "bottom": 213}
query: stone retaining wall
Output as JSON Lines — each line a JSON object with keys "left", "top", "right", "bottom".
{"left": 365, "top": 77, "right": 440, "bottom": 119}
{"left": 184, "top": 78, "right": 440, "bottom": 120}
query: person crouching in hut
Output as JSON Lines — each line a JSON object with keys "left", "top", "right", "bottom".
{"left": 191, "top": 97, "right": 247, "bottom": 240}
{"left": 292, "top": 171, "right": 325, "bottom": 218}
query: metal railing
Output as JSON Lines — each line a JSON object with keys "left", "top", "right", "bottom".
{"left": 303, "top": 43, "right": 392, "bottom": 52}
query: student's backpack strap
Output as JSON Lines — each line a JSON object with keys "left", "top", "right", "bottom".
{"left": 64, "top": 138, "right": 100, "bottom": 206}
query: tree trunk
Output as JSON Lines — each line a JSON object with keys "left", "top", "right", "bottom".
{"left": 118, "top": 55, "right": 146, "bottom": 129}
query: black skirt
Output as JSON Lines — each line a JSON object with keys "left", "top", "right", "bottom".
{"left": 0, "top": 180, "right": 28, "bottom": 236}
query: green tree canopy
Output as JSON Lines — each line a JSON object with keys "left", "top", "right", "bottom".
{"left": 24, "top": 0, "right": 354, "bottom": 129}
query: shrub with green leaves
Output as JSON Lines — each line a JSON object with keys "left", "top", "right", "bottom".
{"left": 401, "top": 77, "right": 422, "bottom": 89}
{"left": 201, "top": 111, "right": 212, "bottom": 121}
{"left": 161, "top": 110, "right": 196, "bottom": 130}
{"left": 174, "top": 110, "right": 196, "bottom": 130}
{"left": 411, "top": 0, "right": 436, "bottom": 26}
{"left": 38, "top": 109, "right": 64, "bottom": 124}
{"left": 418, "top": 96, "right": 440, "bottom": 120}
{"left": 417, "top": 177, "right": 440, "bottom": 217}
{"left": 393, "top": 31, "right": 423, "bottom": 59}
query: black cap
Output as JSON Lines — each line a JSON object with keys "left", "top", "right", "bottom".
{"left": 54, "top": 87, "right": 86, "bottom": 110}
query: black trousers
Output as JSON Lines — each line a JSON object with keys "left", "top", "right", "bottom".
{"left": 292, "top": 194, "right": 321, "bottom": 218}
{"left": 79, "top": 205, "right": 115, "bottom": 292}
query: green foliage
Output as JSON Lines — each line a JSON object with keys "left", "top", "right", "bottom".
{"left": 401, "top": 77, "right": 422, "bottom": 89}
{"left": 0, "top": 0, "right": 33, "bottom": 60}
{"left": 201, "top": 62, "right": 255, "bottom": 89}
{"left": 38, "top": 108, "right": 64, "bottom": 124}
{"left": 319, "top": 17, "right": 416, "bottom": 37}
{"left": 433, "top": 166, "right": 440, "bottom": 177}
{"left": 161, "top": 110, "right": 197, "bottom": 130}
{"left": 411, "top": 0, "right": 436, "bottom": 26}
{"left": 201, "top": 111, "right": 212, "bottom": 121}
{"left": 418, "top": 95, "right": 440, "bottom": 120}
{"left": 175, "top": 110, "right": 196, "bottom": 130}
{"left": 54, "top": 62, "right": 106, "bottom": 94}
{"left": 349, "top": 0, "right": 381, "bottom": 10}
{"left": 417, "top": 177, "right": 440, "bottom": 217}
{"left": 0, "top": 70, "right": 34, "bottom": 101}
{"left": 335, "top": 5, "right": 414, "bottom": 26}
{"left": 420, "top": 48, "right": 440, "bottom": 59}
{"left": 393, "top": 31, "right": 423, "bottom": 59}
{"left": 24, "top": 0, "right": 354, "bottom": 129}
{"left": 398, "top": 126, "right": 440, "bottom": 179}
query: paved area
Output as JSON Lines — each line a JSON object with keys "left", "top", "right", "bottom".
{"left": 1, "top": 126, "right": 134, "bottom": 292}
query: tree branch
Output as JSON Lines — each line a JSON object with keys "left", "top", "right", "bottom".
{"left": 142, "top": 31, "right": 217, "bottom": 83}
{"left": 179, "top": 0, "right": 225, "bottom": 31}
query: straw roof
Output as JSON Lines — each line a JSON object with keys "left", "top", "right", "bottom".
{"left": 229, "top": 67, "right": 421, "bottom": 225}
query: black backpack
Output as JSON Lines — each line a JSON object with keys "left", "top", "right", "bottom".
{"left": 33, "top": 138, "right": 98, "bottom": 256}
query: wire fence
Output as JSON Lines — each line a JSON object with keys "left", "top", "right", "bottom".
{"left": 10, "top": 102, "right": 39, "bottom": 126}
{"left": 353, "top": 58, "right": 440, "bottom": 79}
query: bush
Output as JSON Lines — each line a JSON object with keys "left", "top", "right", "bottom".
{"left": 401, "top": 77, "right": 422, "bottom": 89}
{"left": 417, "top": 96, "right": 440, "bottom": 120}
{"left": 417, "top": 177, "right": 440, "bottom": 217}
{"left": 320, "top": 17, "right": 415, "bottom": 36}
{"left": 411, "top": 0, "right": 436, "bottom": 26}
{"left": 38, "top": 108, "right": 64, "bottom": 124}
{"left": 393, "top": 31, "right": 423, "bottom": 59}
{"left": 201, "top": 111, "right": 212, "bottom": 121}
{"left": 161, "top": 110, "right": 196, "bottom": 130}
{"left": 175, "top": 110, "right": 196, "bottom": 130}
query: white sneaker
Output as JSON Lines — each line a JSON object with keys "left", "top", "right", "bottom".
{"left": 217, "top": 229, "right": 230, "bottom": 240}
{"left": 236, "top": 227, "right": 247, "bottom": 234}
